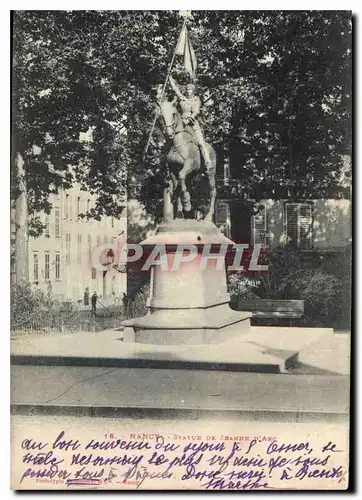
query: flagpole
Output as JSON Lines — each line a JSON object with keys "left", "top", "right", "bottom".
{"left": 143, "top": 17, "right": 187, "bottom": 159}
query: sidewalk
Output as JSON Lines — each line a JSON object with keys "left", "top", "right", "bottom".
{"left": 11, "top": 365, "right": 349, "bottom": 421}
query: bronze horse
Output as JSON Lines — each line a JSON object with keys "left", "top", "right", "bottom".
{"left": 158, "top": 99, "right": 216, "bottom": 222}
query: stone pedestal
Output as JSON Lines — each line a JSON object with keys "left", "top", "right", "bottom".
{"left": 122, "top": 220, "right": 251, "bottom": 345}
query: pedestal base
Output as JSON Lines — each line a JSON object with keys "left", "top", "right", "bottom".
{"left": 123, "top": 219, "right": 249, "bottom": 345}
{"left": 123, "top": 308, "right": 251, "bottom": 345}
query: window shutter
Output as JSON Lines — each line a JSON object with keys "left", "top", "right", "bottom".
{"left": 285, "top": 203, "right": 312, "bottom": 249}
{"left": 299, "top": 204, "right": 312, "bottom": 249}
{"left": 285, "top": 203, "right": 298, "bottom": 245}
{"left": 253, "top": 206, "right": 267, "bottom": 246}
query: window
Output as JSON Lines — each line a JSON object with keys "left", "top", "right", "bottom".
{"left": 87, "top": 199, "right": 90, "bottom": 213}
{"left": 55, "top": 253, "right": 61, "bottom": 279}
{"left": 33, "top": 253, "right": 38, "bottom": 281}
{"left": 104, "top": 236, "right": 108, "bottom": 244}
{"left": 111, "top": 216, "right": 114, "bottom": 228}
{"left": 77, "top": 197, "right": 81, "bottom": 218}
{"left": 45, "top": 253, "right": 50, "bottom": 280}
{"left": 93, "top": 236, "right": 101, "bottom": 278}
{"left": 65, "top": 194, "right": 69, "bottom": 219}
{"left": 69, "top": 196, "right": 73, "bottom": 220}
{"left": 55, "top": 208, "right": 60, "bottom": 238}
{"left": 77, "top": 234, "right": 82, "bottom": 263}
{"left": 66, "top": 234, "right": 71, "bottom": 263}
{"left": 284, "top": 203, "right": 313, "bottom": 250}
{"left": 87, "top": 235, "right": 92, "bottom": 259}
{"left": 253, "top": 206, "right": 268, "bottom": 247}
{"left": 45, "top": 215, "right": 50, "bottom": 237}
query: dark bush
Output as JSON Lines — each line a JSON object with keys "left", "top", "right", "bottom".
{"left": 125, "top": 283, "right": 150, "bottom": 319}
{"left": 11, "top": 284, "right": 83, "bottom": 332}
{"left": 11, "top": 284, "right": 52, "bottom": 328}
{"left": 227, "top": 273, "right": 261, "bottom": 302}
{"left": 256, "top": 245, "right": 351, "bottom": 325}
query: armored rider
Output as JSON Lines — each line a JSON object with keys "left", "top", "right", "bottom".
{"left": 168, "top": 75, "right": 212, "bottom": 170}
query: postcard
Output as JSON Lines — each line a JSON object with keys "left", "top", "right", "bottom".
{"left": 10, "top": 9, "right": 351, "bottom": 490}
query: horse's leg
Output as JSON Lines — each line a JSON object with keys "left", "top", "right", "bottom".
{"left": 179, "top": 159, "right": 197, "bottom": 213}
{"left": 163, "top": 177, "right": 174, "bottom": 223}
{"left": 169, "top": 171, "right": 181, "bottom": 218}
{"left": 176, "top": 190, "right": 183, "bottom": 217}
{"left": 204, "top": 156, "right": 217, "bottom": 222}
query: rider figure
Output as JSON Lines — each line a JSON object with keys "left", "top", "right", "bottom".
{"left": 168, "top": 75, "right": 212, "bottom": 170}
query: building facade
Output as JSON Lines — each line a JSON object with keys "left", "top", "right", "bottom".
{"left": 28, "top": 185, "right": 127, "bottom": 305}
{"left": 216, "top": 197, "right": 351, "bottom": 252}
{"left": 215, "top": 156, "right": 352, "bottom": 252}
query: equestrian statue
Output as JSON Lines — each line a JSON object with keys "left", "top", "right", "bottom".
{"left": 156, "top": 74, "right": 217, "bottom": 223}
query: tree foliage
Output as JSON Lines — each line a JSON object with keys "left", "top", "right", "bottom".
{"left": 12, "top": 10, "right": 352, "bottom": 230}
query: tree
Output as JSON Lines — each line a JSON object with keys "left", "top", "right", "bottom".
{"left": 222, "top": 11, "right": 352, "bottom": 201}
{"left": 12, "top": 11, "right": 131, "bottom": 226}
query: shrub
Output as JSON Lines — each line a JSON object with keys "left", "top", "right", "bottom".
{"left": 11, "top": 284, "right": 52, "bottom": 328}
{"left": 11, "top": 284, "right": 82, "bottom": 332}
{"left": 256, "top": 245, "right": 350, "bottom": 324}
{"left": 125, "top": 283, "right": 149, "bottom": 318}
{"left": 294, "top": 269, "right": 343, "bottom": 321}
{"left": 227, "top": 274, "right": 261, "bottom": 302}
{"left": 257, "top": 245, "right": 305, "bottom": 299}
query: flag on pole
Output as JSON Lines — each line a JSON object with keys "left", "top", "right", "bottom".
{"left": 178, "top": 10, "right": 192, "bottom": 18}
{"left": 175, "top": 24, "right": 197, "bottom": 80}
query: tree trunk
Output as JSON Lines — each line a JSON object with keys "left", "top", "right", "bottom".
{"left": 12, "top": 153, "right": 29, "bottom": 285}
{"left": 102, "top": 274, "right": 107, "bottom": 303}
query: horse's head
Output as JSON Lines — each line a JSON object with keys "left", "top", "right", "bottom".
{"left": 158, "top": 100, "right": 178, "bottom": 139}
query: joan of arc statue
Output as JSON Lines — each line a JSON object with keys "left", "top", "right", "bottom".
{"left": 168, "top": 75, "right": 211, "bottom": 170}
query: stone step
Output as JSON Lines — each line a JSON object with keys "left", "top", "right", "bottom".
{"left": 11, "top": 326, "right": 336, "bottom": 374}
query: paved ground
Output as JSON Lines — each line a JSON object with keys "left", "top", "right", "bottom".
{"left": 298, "top": 332, "right": 351, "bottom": 375}
{"left": 11, "top": 364, "right": 349, "bottom": 421}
